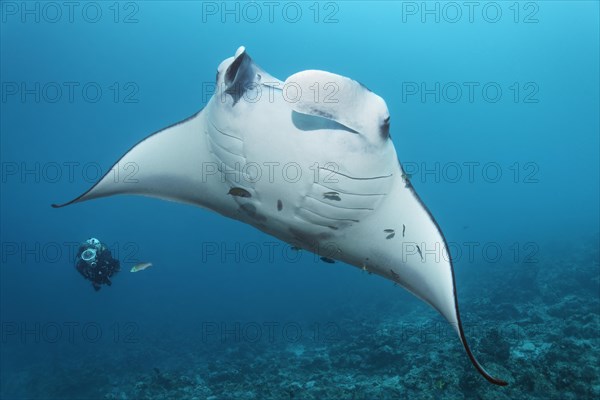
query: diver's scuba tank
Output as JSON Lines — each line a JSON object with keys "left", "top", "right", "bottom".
{"left": 86, "top": 237, "right": 102, "bottom": 252}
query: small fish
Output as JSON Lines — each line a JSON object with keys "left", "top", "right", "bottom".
{"left": 228, "top": 187, "right": 251, "bottom": 198}
{"left": 402, "top": 224, "right": 406, "bottom": 237}
{"left": 416, "top": 245, "right": 423, "bottom": 261}
{"left": 131, "top": 262, "right": 152, "bottom": 272}
{"left": 277, "top": 199, "right": 283, "bottom": 211}
{"left": 384, "top": 229, "right": 394, "bottom": 233}
{"left": 320, "top": 257, "right": 335, "bottom": 264}
{"left": 386, "top": 233, "right": 395, "bottom": 240}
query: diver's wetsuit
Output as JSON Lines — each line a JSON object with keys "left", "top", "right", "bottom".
{"left": 75, "top": 244, "right": 120, "bottom": 291}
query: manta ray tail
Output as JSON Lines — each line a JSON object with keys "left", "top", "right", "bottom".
{"left": 454, "top": 291, "right": 509, "bottom": 386}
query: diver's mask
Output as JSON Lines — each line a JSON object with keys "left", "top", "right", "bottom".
{"left": 81, "top": 248, "right": 98, "bottom": 267}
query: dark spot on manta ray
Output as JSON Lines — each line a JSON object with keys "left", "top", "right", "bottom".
{"left": 277, "top": 199, "right": 283, "bottom": 211}
{"left": 323, "top": 191, "right": 341, "bottom": 201}
{"left": 289, "top": 228, "right": 314, "bottom": 244}
{"left": 289, "top": 227, "right": 332, "bottom": 244}
{"left": 416, "top": 245, "right": 423, "bottom": 261}
{"left": 239, "top": 203, "right": 267, "bottom": 222}
{"left": 320, "top": 257, "right": 335, "bottom": 264}
{"left": 228, "top": 187, "right": 251, "bottom": 198}
{"left": 327, "top": 226, "right": 338, "bottom": 230}
{"left": 402, "top": 224, "right": 406, "bottom": 237}
{"left": 386, "top": 232, "right": 395, "bottom": 240}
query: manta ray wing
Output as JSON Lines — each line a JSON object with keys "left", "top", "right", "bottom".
{"left": 51, "top": 111, "right": 222, "bottom": 210}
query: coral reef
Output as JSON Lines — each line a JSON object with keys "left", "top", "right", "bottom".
{"left": 2, "top": 236, "right": 598, "bottom": 399}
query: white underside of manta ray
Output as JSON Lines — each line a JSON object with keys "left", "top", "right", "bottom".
{"left": 53, "top": 46, "right": 507, "bottom": 386}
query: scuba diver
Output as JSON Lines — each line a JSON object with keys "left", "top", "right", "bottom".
{"left": 75, "top": 238, "right": 120, "bottom": 291}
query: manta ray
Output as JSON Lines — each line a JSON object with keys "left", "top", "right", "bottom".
{"left": 53, "top": 46, "right": 507, "bottom": 386}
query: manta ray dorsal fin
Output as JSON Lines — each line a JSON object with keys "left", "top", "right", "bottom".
{"left": 284, "top": 70, "right": 390, "bottom": 143}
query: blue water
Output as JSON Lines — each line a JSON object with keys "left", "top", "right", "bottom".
{"left": 1, "top": 1, "right": 598, "bottom": 399}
